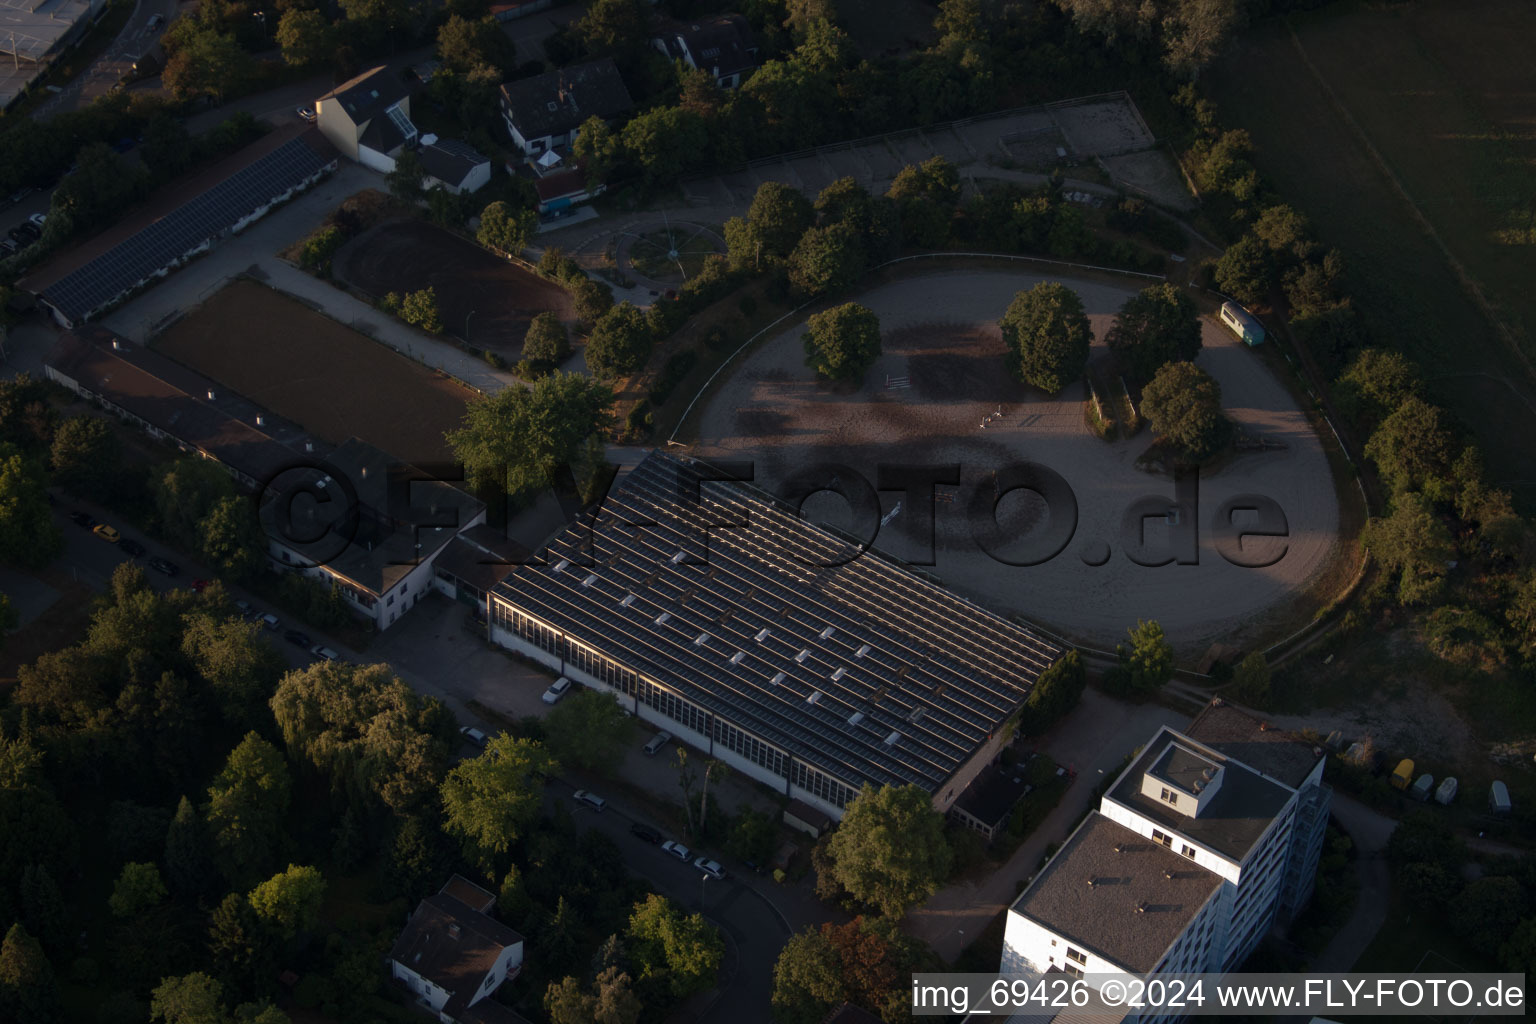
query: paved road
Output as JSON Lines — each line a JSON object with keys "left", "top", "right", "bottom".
{"left": 34, "top": 0, "right": 178, "bottom": 121}
{"left": 1311, "top": 794, "right": 1396, "bottom": 972}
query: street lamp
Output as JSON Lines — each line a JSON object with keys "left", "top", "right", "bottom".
{"left": 252, "top": 11, "right": 268, "bottom": 41}
{"left": 700, "top": 872, "right": 712, "bottom": 908}
{"left": 466, "top": 309, "right": 477, "bottom": 343}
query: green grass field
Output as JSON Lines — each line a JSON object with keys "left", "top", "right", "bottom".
{"left": 1210, "top": 0, "right": 1536, "bottom": 509}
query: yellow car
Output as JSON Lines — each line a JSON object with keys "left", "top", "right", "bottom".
{"left": 92, "top": 523, "right": 121, "bottom": 543}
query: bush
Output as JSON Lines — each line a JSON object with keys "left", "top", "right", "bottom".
{"left": 623, "top": 400, "right": 654, "bottom": 442}
{"left": 399, "top": 287, "right": 443, "bottom": 333}
{"left": 648, "top": 351, "right": 699, "bottom": 406}
{"left": 299, "top": 225, "right": 346, "bottom": 274}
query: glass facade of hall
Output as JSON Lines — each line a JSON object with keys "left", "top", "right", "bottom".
{"left": 491, "top": 597, "right": 856, "bottom": 809}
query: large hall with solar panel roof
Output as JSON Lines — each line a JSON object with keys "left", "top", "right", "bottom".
{"left": 487, "top": 450, "right": 1065, "bottom": 822}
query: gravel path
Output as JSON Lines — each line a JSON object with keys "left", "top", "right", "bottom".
{"left": 692, "top": 268, "right": 1344, "bottom": 654}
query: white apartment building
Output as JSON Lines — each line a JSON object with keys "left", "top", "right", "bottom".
{"left": 1002, "top": 701, "right": 1330, "bottom": 1023}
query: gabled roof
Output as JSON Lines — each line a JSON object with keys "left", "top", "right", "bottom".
{"left": 359, "top": 113, "right": 408, "bottom": 157}
{"left": 499, "top": 58, "right": 633, "bottom": 140}
{"left": 419, "top": 137, "right": 490, "bottom": 188}
{"left": 319, "top": 66, "right": 411, "bottom": 124}
{"left": 657, "top": 14, "right": 759, "bottom": 79}
{"left": 389, "top": 892, "right": 523, "bottom": 1015}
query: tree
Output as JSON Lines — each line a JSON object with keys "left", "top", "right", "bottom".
{"left": 1000, "top": 282, "right": 1091, "bottom": 394}
{"left": 1363, "top": 492, "right": 1453, "bottom": 606}
{"left": 50, "top": 415, "right": 120, "bottom": 501}
{"left": 1140, "top": 361, "right": 1229, "bottom": 460}
{"left": 788, "top": 222, "right": 866, "bottom": 296}
{"left": 572, "top": 116, "right": 620, "bottom": 189}
{"left": 803, "top": 302, "right": 881, "bottom": 381}
{"left": 110, "top": 861, "right": 168, "bottom": 918}
{"left": 522, "top": 312, "right": 571, "bottom": 371}
{"left": 446, "top": 371, "right": 614, "bottom": 494}
{"left": 150, "top": 972, "right": 227, "bottom": 1024}
{"left": 887, "top": 156, "right": 960, "bottom": 208}
{"left": 571, "top": 278, "right": 616, "bottom": 325}
{"left": 269, "top": 660, "right": 454, "bottom": 814}
{"left": 748, "top": 181, "right": 814, "bottom": 261}
{"left": 199, "top": 495, "right": 265, "bottom": 581}
{"left": 1021, "top": 649, "right": 1085, "bottom": 733}
{"left": 18, "top": 864, "right": 66, "bottom": 955}
{"left": 573, "top": 0, "right": 653, "bottom": 67}
{"left": 1336, "top": 348, "right": 1419, "bottom": 428}
{"left": 545, "top": 688, "right": 630, "bottom": 775}
{"left": 400, "top": 287, "right": 443, "bottom": 333}
{"left": 1364, "top": 396, "right": 1457, "bottom": 501}
{"left": 620, "top": 107, "right": 708, "bottom": 186}
{"left": 1509, "top": 571, "right": 1536, "bottom": 664}
{"left": 826, "top": 784, "right": 952, "bottom": 918}
{"left": 1161, "top": 0, "right": 1240, "bottom": 78}
{"left": 440, "top": 735, "right": 556, "bottom": 869}
{"left": 477, "top": 200, "right": 539, "bottom": 256}
{"left": 1110, "top": 619, "right": 1174, "bottom": 693}
{"left": 1106, "top": 283, "right": 1201, "bottom": 382}
{"left": 626, "top": 894, "right": 724, "bottom": 999}
{"left": 206, "top": 732, "right": 292, "bottom": 887}
{"left": 247, "top": 864, "right": 326, "bottom": 939}
{"left": 437, "top": 14, "right": 514, "bottom": 74}
{"left": 276, "top": 9, "right": 331, "bottom": 68}
{"left": 182, "top": 614, "right": 284, "bottom": 729}
{"left": 785, "top": 0, "right": 838, "bottom": 33}
{"left": 0, "top": 445, "right": 62, "bottom": 569}
{"left": 386, "top": 148, "right": 426, "bottom": 203}
{"left": 771, "top": 927, "right": 845, "bottom": 1024}
{"left": 165, "top": 795, "right": 215, "bottom": 900}
{"left": 0, "top": 923, "right": 57, "bottom": 1024}
{"left": 1229, "top": 651, "right": 1271, "bottom": 706}
{"left": 154, "top": 457, "right": 236, "bottom": 552}
{"left": 586, "top": 302, "right": 655, "bottom": 379}
{"left": 546, "top": 968, "right": 642, "bottom": 1024}
{"left": 163, "top": 29, "right": 253, "bottom": 104}
{"left": 1213, "top": 234, "right": 1275, "bottom": 307}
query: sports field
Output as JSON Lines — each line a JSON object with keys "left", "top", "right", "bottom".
{"left": 689, "top": 268, "right": 1346, "bottom": 656}
{"left": 154, "top": 280, "right": 472, "bottom": 467}
{"left": 1210, "top": 0, "right": 1536, "bottom": 507}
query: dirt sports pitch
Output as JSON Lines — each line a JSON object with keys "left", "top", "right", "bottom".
{"left": 332, "top": 218, "right": 574, "bottom": 355}
{"left": 690, "top": 269, "right": 1346, "bottom": 655}
{"left": 154, "top": 279, "right": 472, "bottom": 466}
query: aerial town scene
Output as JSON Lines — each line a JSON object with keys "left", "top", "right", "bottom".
{"left": 0, "top": 1, "right": 1533, "bottom": 1022}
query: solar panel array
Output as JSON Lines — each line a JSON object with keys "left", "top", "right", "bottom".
{"left": 492, "top": 452, "right": 1063, "bottom": 795}
{"left": 42, "top": 136, "right": 332, "bottom": 323}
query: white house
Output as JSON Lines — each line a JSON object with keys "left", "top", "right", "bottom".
{"left": 1001, "top": 702, "right": 1331, "bottom": 1023}
{"left": 389, "top": 876, "right": 524, "bottom": 1024}
{"left": 316, "top": 66, "right": 418, "bottom": 173}
{"left": 498, "top": 58, "right": 633, "bottom": 158}
{"left": 652, "top": 14, "right": 759, "bottom": 89}
{"left": 419, "top": 135, "right": 492, "bottom": 195}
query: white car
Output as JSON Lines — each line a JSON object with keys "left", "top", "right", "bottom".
{"left": 541, "top": 676, "right": 571, "bottom": 704}
{"left": 310, "top": 644, "right": 340, "bottom": 662}
{"left": 693, "top": 857, "right": 726, "bottom": 880}
{"left": 661, "top": 840, "right": 691, "bottom": 862}
{"left": 27, "top": 213, "right": 45, "bottom": 230}
{"left": 573, "top": 789, "right": 606, "bottom": 812}
{"left": 458, "top": 726, "right": 487, "bottom": 747}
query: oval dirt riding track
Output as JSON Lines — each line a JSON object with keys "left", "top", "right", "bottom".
{"left": 692, "top": 269, "right": 1345, "bottom": 654}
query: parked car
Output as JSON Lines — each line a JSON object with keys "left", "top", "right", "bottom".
{"left": 234, "top": 599, "right": 255, "bottom": 619}
{"left": 661, "top": 840, "right": 691, "bottom": 862}
{"left": 459, "top": 726, "right": 487, "bottom": 747}
{"left": 190, "top": 578, "right": 212, "bottom": 593}
{"left": 296, "top": 106, "right": 316, "bottom": 123}
{"left": 283, "top": 628, "right": 311, "bottom": 647}
{"left": 260, "top": 613, "right": 280, "bottom": 631}
{"left": 573, "top": 790, "right": 607, "bottom": 812}
{"left": 693, "top": 857, "right": 726, "bottom": 880}
{"left": 92, "top": 523, "right": 121, "bottom": 543}
{"left": 7, "top": 187, "right": 32, "bottom": 205}
{"left": 541, "top": 676, "right": 572, "bottom": 704}
{"left": 148, "top": 556, "right": 179, "bottom": 576}
{"left": 0, "top": 239, "right": 17, "bottom": 256}
{"left": 15, "top": 222, "right": 39, "bottom": 240}
{"left": 118, "top": 538, "right": 145, "bottom": 557}
{"left": 630, "top": 823, "right": 662, "bottom": 844}
{"left": 148, "top": 13, "right": 164, "bottom": 28}
{"left": 643, "top": 731, "right": 672, "bottom": 756}
{"left": 27, "top": 213, "right": 45, "bottom": 230}
{"left": 8, "top": 228, "right": 32, "bottom": 246}
{"left": 310, "top": 644, "right": 340, "bottom": 662}
{"left": 69, "top": 511, "right": 96, "bottom": 528}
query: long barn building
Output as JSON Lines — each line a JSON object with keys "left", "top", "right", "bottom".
{"left": 488, "top": 451, "right": 1063, "bottom": 821}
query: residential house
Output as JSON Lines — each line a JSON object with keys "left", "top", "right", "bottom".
{"left": 419, "top": 136, "right": 493, "bottom": 195}
{"left": 498, "top": 58, "right": 633, "bottom": 158}
{"left": 316, "top": 66, "right": 418, "bottom": 173}
{"left": 390, "top": 876, "right": 525, "bottom": 1024}
{"left": 652, "top": 14, "right": 759, "bottom": 88}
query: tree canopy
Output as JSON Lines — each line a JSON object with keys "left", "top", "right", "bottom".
{"left": 246, "top": 864, "right": 326, "bottom": 939}
{"left": 440, "top": 735, "right": 556, "bottom": 868}
{"left": 1108, "top": 619, "right": 1174, "bottom": 693}
{"left": 1363, "top": 492, "right": 1453, "bottom": 606}
{"left": 1105, "top": 283, "right": 1201, "bottom": 382}
{"left": 826, "top": 784, "right": 952, "bottom": 918}
{"left": 1000, "top": 282, "right": 1091, "bottom": 394}
{"left": 788, "top": 222, "right": 867, "bottom": 296}
{"left": 544, "top": 688, "right": 630, "bottom": 776}
{"left": 1140, "top": 360, "right": 1229, "bottom": 460}
{"left": 803, "top": 302, "right": 882, "bottom": 381}
{"left": 1364, "top": 396, "right": 1458, "bottom": 501}
{"left": 625, "top": 894, "right": 723, "bottom": 999}
{"left": 206, "top": 732, "right": 292, "bottom": 887}
{"left": 446, "top": 371, "right": 614, "bottom": 495}
{"left": 477, "top": 200, "right": 540, "bottom": 257}
{"left": 585, "top": 302, "right": 655, "bottom": 379}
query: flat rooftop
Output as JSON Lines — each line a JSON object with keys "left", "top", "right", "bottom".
{"left": 1011, "top": 815, "right": 1223, "bottom": 974}
{"left": 1147, "top": 743, "right": 1221, "bottom": 798}
{"left": 1183, "top": 700, "right": 1323, "bottom": 788}
{"left": 1108, "top": 728, "right": 1293, "bottom": 863}
{"left": 492, "top": 451, "right": 1063, "bottom": 796}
